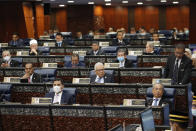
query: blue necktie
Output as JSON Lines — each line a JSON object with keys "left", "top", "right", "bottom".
{"left": 153, "top": 98, "right": 158, "bottom": 106}
{"left": 96, "top": 77, "right": 102, "bottom": 83}
{"left": 58, "top": 42, "right": 61, "bottom": 47}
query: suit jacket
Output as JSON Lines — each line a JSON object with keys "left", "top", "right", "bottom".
{"left": 88, "top": 49, "right": 105, "bottom": 55}
{"left": 0, "top": 59, "right": 19, "bottom": 67}
{"left": 65, "top": 61, "right": 85, "bottom": 68}
{"left": 146, "top": 97, "right": 171, "bottom": 108}
{"left": 111, "top": 38, "right": 129, "bottom": 46}
{"left": 55, "top": 41, "right": 67, "bottom": 47}
{"left": 143, "top": 52, "right": 156, "bottom": 55}
{"left": 90, "top": 73, "right": 115, "bottom": 83}
{"left": 8, "top": 39, "right": 24, "bottom": 47}
{"left": 115, "top": 58, "right": 133, "bottom": 68}
{"left": 31, "top": 73, "right": 43, "bottom": 83}
{"left": 164, "top": 54, "right": 192, "bottom": 84}
{"left": 45, "top": 90, "right": 74, "bottom": 104}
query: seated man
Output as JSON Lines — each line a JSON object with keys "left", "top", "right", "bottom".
{"left": 115, "top": 49, "right": 133, "bottom": 68}
{"left": 143, "top": 42, "right": 155, "bottom": 55}
{"left": 169, "top": 111, "right": 189, "bottom": 131}
{"left": 152, "top": 33, "right": 160, "bottom": 41}
{"left": 75, "top": 32, "right": 83, "bottom": 39}
{"left": 146, "top": 83, "right": 170, "bottom": 107}
{"left": 21, "top": 63, "right": 42, "bottom": 83}
{"left": 55, "top": 32, "right": 67, "bottom": 47}
{"left": 90, "top": 62, "right": 114, "bottom": 83}
{"left": 1, "top": 50, "right": 19, "bottom": 67}
{"left": 8, "top": 32, "right": 24, "bottom": 47}
{"left": 65, "top": 54, "right": 85, "bottom": 68}
{"left": 29, "top": 39, "right": 42, "bottom": 56}
{"left": 88, "top": 41, "right": 104, "bottom": 55}
{"left": 112, "top": 31, "right": 128, "bottom": 46}
{"left": 45, "top": 78, "right": 74, "bottom": 104}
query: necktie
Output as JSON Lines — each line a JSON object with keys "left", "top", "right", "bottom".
{"left": 58, "top": 42, "right": 61, "bottom": 47}
{"left": 172, "top": 59, "right": 179, "bottom": 84}
{"left": 28, "top": 77, "right": 31, "bottom": 83}
{"left": 96, "top": 77, "right": 102, "bottom": 83}
{"left": 153, "top": 98, "right": 158, "bottom": 106}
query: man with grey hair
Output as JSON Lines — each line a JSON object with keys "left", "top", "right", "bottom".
{"left": 146, "top": 83, "right": 171, "bottom": 107}
{"left": 90, "top": 62, "right": 114, "bottom": 83}
{"left": 143, "top": 42, "right": 155, "bottom": 55}
{"left": 1, "top": 50, "right": 19, "bottom": 67}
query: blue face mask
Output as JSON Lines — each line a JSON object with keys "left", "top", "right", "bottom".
{"left": 117, "top": 57, "right": 124, "bottom": 62}
{"left": 192, "top": 109, "right": 196, "bottom": 116}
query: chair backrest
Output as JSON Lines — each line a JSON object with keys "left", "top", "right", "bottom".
{"left": 102, "top": 46, "right": 118, "bottom": 56}
{"left": 127, "top": 55, "right": 138, "bottom": 67}
{"left": 34, "top": 69, "right": 56, "bottom": 83}
{"left": 0, "top": 84, "right": 12, "bottom": 102}
{"left": 49, "top": 87, "right": 77, "bottom": 104}
{"left": 38, "top": 47, "right": 50, "bottom": 55}
{"left": 154, "top": 47, "right": 163, "bottom": 55}
{"left": 90, "top": 70, "right": 114, "bottom": 77}
{"left": 12, "top": 57, "right": 23, "bottom": 67}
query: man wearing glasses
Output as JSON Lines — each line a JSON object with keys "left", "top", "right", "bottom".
{"left": 90, "top": 62, "right": 114, "bottom": 83}
{"left": 164, "top": 43, "right": 192, "bottom": 85}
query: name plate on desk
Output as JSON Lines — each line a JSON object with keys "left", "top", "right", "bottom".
{"left": 43, "top": 42, "right": 55, "bottom": 47}
{"left": 123, "top": 99, "right": 146, "bottom": 106}
{"left": 147, "top": 41, "right": 160, "bottom": 46}
{"left": 4, "top": 77, "right": 20, "bottom": 83}
{"left": 128, "top": 51, "right": 143, "bottom": 56}
{"left": 99, "top": 42, "right": 109, "bottom": 47}
{"left": 0, "top": 43, "right": 8, "bottom": 47}
{"left": 42, "top": 63, "right": 57, "bottom": 68}
{"left": 31, "top": 97, "right": 52, "bottom": 104}
{"left": 39, "top": 35, "right": 50, "bottom": 40}
{"left": 73, "top": 51, "right": 86, "bottom": 56}
{"left": 16, "top": 51, "right": 29, "bottom": 56}
{"left": 72, "top": 78, "right": 90, "bottom": 84}
{"left": 104, "top": 63, "right": 119, "bottom": 68}
{"left": 152, "top": 78, "right": 171, "bottom": 85}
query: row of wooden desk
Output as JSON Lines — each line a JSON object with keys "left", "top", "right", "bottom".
{"left": 0, "top": 103, "right": 169, "bottom": 131}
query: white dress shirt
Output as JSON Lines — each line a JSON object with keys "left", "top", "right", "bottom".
{"left": 152, "top": 97, "right": 161, "bottom": 106}
{"left": 53, "top": 91, "right": 63, "bottom": 104}
{"left": 95, "top": 76, "right": 104, "bottom": 83}
{"left": 93, "top": 50, "right": 98, "bottom": 55}
{"left": 175, "top": 58, "right": 182, "bottom": 68}
{"left": 119, "top": 60, "right": 125, "bottom": 68}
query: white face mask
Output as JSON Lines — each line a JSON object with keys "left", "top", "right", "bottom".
{"left": 53, "top": 86, "right": 61, "bottom": 93}
{"left": 3, "top": 56, "right": 11, "bottom": 62}
{"left": 192, "top": 109, "right": 196, "bottom": 116}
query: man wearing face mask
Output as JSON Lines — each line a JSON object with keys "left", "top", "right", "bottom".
{"left": 1, "top": 50, "right": 19, "bottom": 67}
{"left": 169, "top": 111, "right": 189, "bottom": 131}
{"left": 115, "top": 49, "right": 133, "bottom": 68}
{"left": 45, "top": 78, "right": 74, "bottom": 104}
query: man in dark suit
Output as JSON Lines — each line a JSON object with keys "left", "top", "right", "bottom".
{"left": 29, "top": 39, "right": 42, "bottom": 56}
{"left": 1, "top": 50, "right": 19, "bottom": 67}
{"left": 75, "top": 32, "right": 83, "bottom": 39}
{"left": 112, "top": 31, "right": 129, "bottom": 46}
{"left": 164, "top": 43, "right": 192, "bottom": 85}
{"left": 146, "top": 83, "right": 170, "bottom": 107}
{"left": 88, "top": 41, "right": 105, "bottom": 55}
{"left": 45, "top": 78, "right": 74, "bottom": 104}
{"left": 115, "top": 49, "right": 133, "bottom": 68}
{"left": 8, "top": 32, "right": 24, "bottom": 47}
{"left": 65, "top": 54, "right": 85, "bottom": 68}
{"left": 21, "top": 63, "right": 43, "bottom": 83}
{"left": 55, "top": 33, "right": 67, "bottom": 47}
{"left": 143, "top": 42, "right": 156, "bottom": 55}
{"left": 90, "top": 62, "right": 115, "bottom": 83}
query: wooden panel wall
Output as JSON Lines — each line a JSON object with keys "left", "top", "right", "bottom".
{"left": 103, "top": 7, "right": 128, "bottom": 32}
{"left": 189, "top": 1, "right": 196, "bottom": 44}
{"left": 134, "top": 6, "right": 159, "bottom": 31}
{"left": 44, "top": 15, "right": 51, "bottom": 32}
{"left": 56, "top": 8, "right": 67, "bottom": 32}
{"left": 166, "top": 6, "right": 189, "bottom": 30}
{"left": 0, "top": 2, "right": 27, "bottom": 42}
{"left": 35, "top": 4, "right": 45, "bottom": 37}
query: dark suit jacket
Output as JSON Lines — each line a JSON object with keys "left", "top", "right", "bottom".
{"left": 115, "top": 58, "right": 133, "bottom": 68}
{"left": 146, "top": 98, "right": 170, "bottom": 107}
{"left": 31, "top": 73, "right": 43, "bottom": 83}
{"left": 8, "top": 39, "right": 24, "bottom": 47}
{"left": 0, "top": 59, "right": 19, "bottom": 67}
{"left": 164, "top": 54, "right": 192, "bottom": 84}
{"left": 65, "top": 61, "right": 85, "bottom": 68}
{"left": 90, "top": 73, "right": 115, "bottom": 83}
{"left": 143, "top": 52, "right": 156, "bottom": 55}
{"left": 111, "top": 38, "right": 129, "bottom": 46}
{"left": 88, "top": 49, "right": 105, "bottom": 55}
{"left": 45, "top": 90, "right": 74, "bottom": 104}
{"left": 55, "top": 41, "right": 67, "bottom": 47}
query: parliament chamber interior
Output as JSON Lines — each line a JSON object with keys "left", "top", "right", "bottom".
{"left": 0, "top": 0, "right": 196, "bottom": 131}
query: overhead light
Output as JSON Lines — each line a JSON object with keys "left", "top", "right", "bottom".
{"left": 88, "top": 2, "right": 94, "bottom": 4}
{"left": 122, "top": 1, "right": 128, "bottom": 4}
{"left": 173, "top": 1, "right": 179, "bottom": 4}
{"left": 59, "top": 4, "right": 65, "bottom": 7}
{"left": 160, "top": 0, "right": 167, "bottom": 2}
{"left": 137, "top": 2, "right": 143, "bottom": 5}
{"left": 105, "top": 3, "right": 111, "bottom": 6}
{"left": 67, "top": 0, "right": 74, "bottom": 3}
{"left": 105, "top": 0, "right": 111, "bottom": 2}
